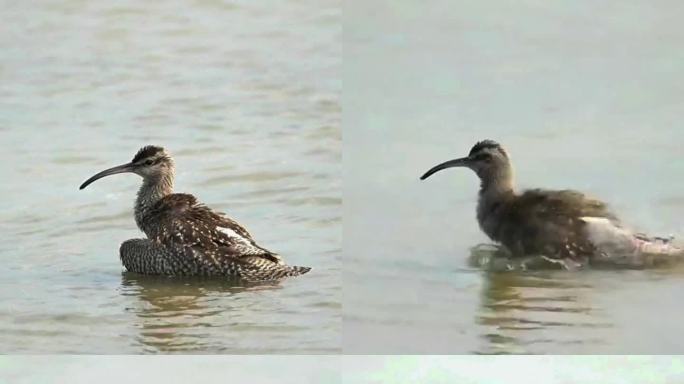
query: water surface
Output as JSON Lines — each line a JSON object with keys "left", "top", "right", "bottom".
{"left": 0, "top": 0, "right": 340, "bottom": 353}
{"left": 344, "top": 0, "right": 684, "bottom": 353}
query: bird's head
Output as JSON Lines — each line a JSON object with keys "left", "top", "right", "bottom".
{"left": 420, "top": 140, "right": 512, "bottom": 182}
{"left": 79, "top": 145, "right": 174, "bottom": 190}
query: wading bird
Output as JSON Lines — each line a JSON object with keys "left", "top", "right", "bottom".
{"left": 80, "top": 145, "right": 311, "bottom": 281}
{"left": 420, "top": 140, "right": 682, "bottom": 267}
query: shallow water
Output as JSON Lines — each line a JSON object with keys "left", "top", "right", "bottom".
{"left": 0, "top": 0, "right": 340, "bottom": 353}
{"left": 344, "top": 0, "right": 684, "bottom": 353}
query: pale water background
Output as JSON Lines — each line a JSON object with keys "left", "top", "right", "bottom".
{"left": 0, "top": 0, "right": 340, "bottom": 353}
{"left": 3, "top": 356, "right": 682, "bottom": 384}
{"left": 2, "top": 356, "right": 681, "bottom": 384}
{"left": 0, "top": 356, "right": 340, "bottom": 383}
{"left": 343, "top": 356, "right": 684, "bottom": 384}
{"left": 345, "top": 1, "right": 684, "bottom": 353}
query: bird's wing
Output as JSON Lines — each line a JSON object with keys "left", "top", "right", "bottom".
{"left": 506, "top": 189, "right": 619, "bottom": 257}
{"left": 517, "top": 189, "right": 617, "bottom": 221}
{"left": 147, "top": 194, "right": 283, "bottom": 265}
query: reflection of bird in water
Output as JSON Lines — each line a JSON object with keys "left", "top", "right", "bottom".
{"left": 80, "top": 145, "right": 311, "bottom": 281}
{"left": 421, "top": 140, "right": 683, "bottom": 268}
{"left": 476, "top": 270, "right": 604, "bottom": 354}
{"left": 120, "top": 273, "right": 279, "bottom": 353}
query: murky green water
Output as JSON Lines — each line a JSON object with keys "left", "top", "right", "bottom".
{"left": 344, "top": 0, "right": 684, "bottom": 353}
{"left": 0, "top": 0, "right": 340, "bottom": 353}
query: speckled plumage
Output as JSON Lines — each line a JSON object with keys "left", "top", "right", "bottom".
{"left": 81, "top": 146, "right": 311, "bottom": 281}
{"left": 421, "top": 140, "right": 682, "bottom": 263}
{"left": 476, "top": 187, "right": 616, "bottom": 259}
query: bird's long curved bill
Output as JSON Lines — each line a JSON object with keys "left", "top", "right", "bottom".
{"left": 79, "top": 163, "right": 134, "bottom": 190}
{"left": 420, "top": 157, "right": 469, "bottom": 180}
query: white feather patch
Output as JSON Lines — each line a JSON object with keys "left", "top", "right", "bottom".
{"left": 580, "top": 217, "right": 633, "bottom": 247}
{"left": 217, "top": 226, "right": 245, "bottom": 240}
{"left": 581, "top": 216, "right": 684, "bottom": 257}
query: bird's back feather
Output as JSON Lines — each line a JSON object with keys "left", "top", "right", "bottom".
{"left": 141, "top": 193, "right": 284, "bottom": 267}
{"left": 489, "top": 189, "right": 618, "bottom": 259}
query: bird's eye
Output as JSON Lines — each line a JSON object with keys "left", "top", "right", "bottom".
{"left": 475, "top": 153, "right": 492, "bottom": 162}
{"left": 144, "top": 160, "right": 154, "bottom": 166}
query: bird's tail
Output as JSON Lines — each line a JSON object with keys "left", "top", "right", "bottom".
{"left": 287, "top": 265, "right": 312, "bottom": 276}
{"left": 581, "top": 217, "right": 684, "bottom": 267}
{"left": 240, "top": 263, "right": 312, "bottom": 282}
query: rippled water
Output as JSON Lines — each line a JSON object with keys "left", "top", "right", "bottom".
{"left": 345, "top": 1, "right": 684, "bottom": 353}
{"left": 0, "top": 0, "right": 340, "bottom": 353}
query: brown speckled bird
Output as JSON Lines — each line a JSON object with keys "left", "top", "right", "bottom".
{"left": 420, "top": 140, "right": 682, "bottom": 266}
{"left": 79, "top": 145, "right": 311, "bottom": 281}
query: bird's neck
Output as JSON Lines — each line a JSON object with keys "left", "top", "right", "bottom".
{"left": 476, "top": 172, "right": 515, "bottom": 240}
{"left": 135, "top": 171, "right": 174, "bottom": 231}
{"left": 479, "top": 174, "right": 513, "bottom": 196}
{"left": 478, "top": 166, "right": 514, "bottom": 196}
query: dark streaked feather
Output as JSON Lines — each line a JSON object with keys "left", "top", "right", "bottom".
{"left": 469, "top": 140, "right": 507, "bottom": 158}
{"left": 141, "top": 193, "right": 283, "bottom": 267}
{"left": 132, "top": 145, "right": 164, "bottom": 163}
{"left": 492, "top": 189, "right": 617, "bottom": 259}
